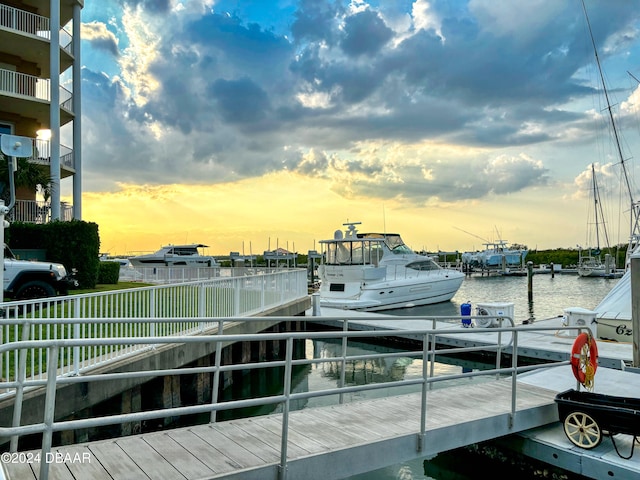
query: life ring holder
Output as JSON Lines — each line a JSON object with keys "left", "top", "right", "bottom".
{"left": 570, "top": 332, "right": 598, "bottom": 390}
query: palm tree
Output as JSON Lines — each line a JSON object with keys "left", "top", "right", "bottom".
{"left": 0, "top": 152, "right": 52, "bottom": 211}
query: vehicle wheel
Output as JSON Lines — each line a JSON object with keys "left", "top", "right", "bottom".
{"left": 563, "top": 411, "right": 602, "bottom": 449}
{"left": 15, "top": 281, "right": 56, "bottom": 300}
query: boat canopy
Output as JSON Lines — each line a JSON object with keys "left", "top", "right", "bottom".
{"left": 322, "top": 238, "right": 384, "bottom": 265}
{"left": 595, "top": 270, "right": 631, "bottom": 321}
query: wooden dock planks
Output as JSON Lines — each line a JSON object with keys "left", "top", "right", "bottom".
{"left": 0, "top": 379, "right": 558, "bottom": 480}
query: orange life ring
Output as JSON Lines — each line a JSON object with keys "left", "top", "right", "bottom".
{"left": 570, "top": 332, "right": 598, "bottom": 386}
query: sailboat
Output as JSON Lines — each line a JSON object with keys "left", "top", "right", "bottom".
{"left": 576, "top": 164, "right": 621, "bottom": 278}
{"left": 576, "top": 0, "right": 640, "bottom": 341}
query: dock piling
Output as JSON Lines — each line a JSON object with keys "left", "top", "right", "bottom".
{"left": 527, "top": 261, "right": 533, "bottom": 303}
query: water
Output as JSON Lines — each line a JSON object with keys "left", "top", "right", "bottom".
{"left": 388, "top": 271, "right": 619, "bottom": 324}
{"left": 328, "top": 272, "right": 617, "bottom": 479}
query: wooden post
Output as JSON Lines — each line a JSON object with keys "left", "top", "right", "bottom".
{"left": 631, "top": 254, "right": 640, "bottom": 367}
{"left": 527, "top": 261, "right": 533, "bottom": 302}
{"left": 550, "top": 262, "right": 555, "bottom": 279}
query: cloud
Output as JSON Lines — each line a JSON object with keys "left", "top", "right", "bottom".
{"left": 82, "top": 21, "right": 119, "bottom": 56}
{"left": 78, "top": 0, "right": 640, "bottom": 210}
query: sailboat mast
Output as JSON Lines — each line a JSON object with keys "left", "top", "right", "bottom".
{"left": 591, "top": 164, "right": 600, "bottom": 249}
{"left": 581, "top": 0, "right": 640, "bottom": 261}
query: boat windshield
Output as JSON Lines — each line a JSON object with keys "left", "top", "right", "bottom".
{"left": 323, "top": 240, "right": 384, "bottom": 265}
{"left": 383, "top": 234, "right": 414, "bottom": 255}
{"left": 359, "top": 233, "right": 414, "bottom": 255}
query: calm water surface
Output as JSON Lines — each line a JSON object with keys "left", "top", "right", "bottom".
{"left": 333, "top": 272, "right": 617, "bottom": 479}
{"left": 389, "top": 271, "right": 619, "bottom": 323}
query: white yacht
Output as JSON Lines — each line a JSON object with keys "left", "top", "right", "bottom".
{"left": 318, "top": 222, "right": 464, "bottom": 311}
{"left": 129, "top": 244, "right": 218, "bottom": 268}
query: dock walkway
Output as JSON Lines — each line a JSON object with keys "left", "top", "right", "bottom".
{"left": 2, "top": 378, "right": 558, "bottom": 480}
{"left": 310, "top": 307, "right": 632, "bottom": 369}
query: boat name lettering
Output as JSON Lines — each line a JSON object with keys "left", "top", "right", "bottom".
{"left": 615, "top": 324, "right": 632, "bottom": 336}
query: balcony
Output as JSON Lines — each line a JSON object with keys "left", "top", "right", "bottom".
{"left": 0, "top": 68, "right": 74, "bottom": 126}
{"left": 10, "top": 199, "right": 74, "bottom": 224}
{"left": 0, "top": 4, "right": 74, "bottom": 76}
{"left": 0, "top": 135, "right": 74, "bottom": 178}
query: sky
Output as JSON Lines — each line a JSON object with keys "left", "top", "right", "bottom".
{"left": 65, "top": 0, "right": 640, "bottom": 257}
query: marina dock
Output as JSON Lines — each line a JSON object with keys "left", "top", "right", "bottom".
{"left": 2, "top": 310, "right": 639, "bottom": 480}
{"left": 1, "top": 379, "right": 559, "bottom": 480}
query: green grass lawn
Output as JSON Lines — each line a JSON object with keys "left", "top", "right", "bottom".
{"left": 72, "top": 282, "right": 153, "bottom": 294}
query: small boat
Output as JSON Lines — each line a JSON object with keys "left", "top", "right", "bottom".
{"left": 317, "top": 222, "right": 464, "bottom": 311}
{"left": 461, "top": 240, "right": 527, "bottom": 270}
{"left": 577, "top": 164, "right": 621, "bottom": 278}
{"left": 129, "top": 244, "right": 218, "bottom": 267}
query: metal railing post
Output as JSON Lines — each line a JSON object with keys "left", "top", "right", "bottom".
{"left": 339, "top": 319, "right": 348, "bottom": 404}
{"left": 234, "top": 277, "right": 241, "bottom": 316}
{"left": 210, "top": 319, "right": 224, "bottom": 423}
{"left": 418, "top": 332, "right": 429, "bottom": 452}
{"left": 38, "top": 345, "right": 59, "bottom": 480}
{"left": 10, "top": 320, "right": 31, "bottom": 451}
{"left": 73, "top": 297, "right": 80, "bottom": 375}
{"left": 149, "top": 290, "right": 156, "bottom": 337}
{"left": 198, "top": 283, "right": 206, "bottom": 328}
{"left": 278, "top": 337, "right": 294, "bottom": 480}
{"left": 510, "top": 329, "right": 519, "bottom": 428}
{"left": 428, "top": 331, "right": 436, "bottom": 389}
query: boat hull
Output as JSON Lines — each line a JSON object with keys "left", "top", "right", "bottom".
{"left": 319, "top": 273, "right": 464, "bottom": 311}
{"left": 129, "top": 258, "right": 215, "bottom": 267}
{"left": 596, "top": 317, "right": 632, "bottom": 343}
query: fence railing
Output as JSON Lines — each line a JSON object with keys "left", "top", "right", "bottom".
{"left": 0, "top": 69, "right": 74, "bottom": 112}
{"left": 10, "top": 200, "right": 74, "bottom": 224}
{"left": 0, "top": 268, "right": 308, "bottom": 383}
{"left": 0, "top": 317, "right": 587, "bottom": 480}
{"left": 0, "top": 4, "right": 73, "bottom": 52}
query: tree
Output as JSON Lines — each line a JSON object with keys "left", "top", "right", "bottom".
{"left": 0, "top": 152, "right": 52, "bottom": 205}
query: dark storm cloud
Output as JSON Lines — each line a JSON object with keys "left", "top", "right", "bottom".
{"left": 291, "top": 0, "right": 345, "bottom": 45}
{"left": 117, "top": 0, "right": 171, "bottom": 14}
{"left": 340, "top": 10, "right": 393, "bottom": 57}
{"left": 80, "top": 0, "right": 640, "bottom": 202}
{"left": 208, "top": 78, "right": 271, "bottom": 125}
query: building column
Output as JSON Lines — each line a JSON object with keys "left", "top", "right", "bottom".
{"left": 72, "top": 2, "right": 82, "bottom": 219}
{"left": 50, "top": 0, "right": 61, "bottom": 220}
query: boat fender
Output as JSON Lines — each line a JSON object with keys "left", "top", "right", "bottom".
{"left": 570, "top": 332, "right": 598, "bottom": 389}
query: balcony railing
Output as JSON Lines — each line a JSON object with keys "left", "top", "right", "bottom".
{"left": 10, "top": 199, "right": 74, "bottom": 223}
{"left": 33, "top": 138, "right": 74, "bottom": 170}
{"left": 0, "top": 135, "right": 74, "bottom": 171}
{"left": 0, "top": 4, "right": 73, "bottom": 53}
{"left": 0, "top": 68, "right": 73, "bottom": 113}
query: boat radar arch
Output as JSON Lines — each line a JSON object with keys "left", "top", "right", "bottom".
{"left": 342, "top": 221, "right": 361, "bottom": 239}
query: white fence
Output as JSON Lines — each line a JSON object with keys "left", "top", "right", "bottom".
{"left": 0, "top": 268, "right": 308, "bottom": 384}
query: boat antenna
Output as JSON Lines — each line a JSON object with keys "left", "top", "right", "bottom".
{"left": 581, "top": 0, "right": 640, "bottom": 263}
{"left": 383, "top": 204, "right": 386, "bottom": 234}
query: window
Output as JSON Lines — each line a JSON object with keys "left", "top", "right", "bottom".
{"left": 0, "top": 122, "right": 13, "bottom": 135}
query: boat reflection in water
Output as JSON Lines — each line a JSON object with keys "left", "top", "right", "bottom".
{"left": 318, "top": 222, "right": 464, "bottom": 311}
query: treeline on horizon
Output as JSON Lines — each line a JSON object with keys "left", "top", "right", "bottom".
{"left": 218, "top": 245, "right": 630, "bottom": 269}
{"left": 434, "top": 245, "right": 630, "bottom": 269}
{"left": 525, "top": 245, "right": 629, "bottom": 269}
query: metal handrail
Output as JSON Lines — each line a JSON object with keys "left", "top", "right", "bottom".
{"left": 0, "top": 319, "right": 587, "bottom": 480}
{"left": 0, "top": 268, "right": 308, "bottom": 385}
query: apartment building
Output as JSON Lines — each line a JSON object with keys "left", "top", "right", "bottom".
{"left": 0, "top": 0, "right": 83, "bottom": 223}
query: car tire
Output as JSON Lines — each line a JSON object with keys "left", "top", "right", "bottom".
{"left": 15, "top": 280, "right": 56, "bottom": 300}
